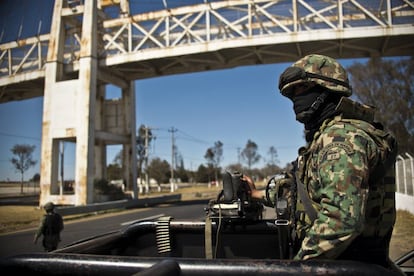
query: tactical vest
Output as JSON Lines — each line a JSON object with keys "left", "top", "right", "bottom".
{"left": 43, "top": 213, "right": 63, "bottom": 236}
{"left": 295, "top": 97, "right": 398, "bottom": 245}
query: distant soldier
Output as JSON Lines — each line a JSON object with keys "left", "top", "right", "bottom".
{"left": 34, "top": 202, "right": 64, "bottom": 252}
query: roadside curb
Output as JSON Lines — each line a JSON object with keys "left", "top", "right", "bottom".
{"left": 55, "top": 194, "right": 182, "bottom": 216}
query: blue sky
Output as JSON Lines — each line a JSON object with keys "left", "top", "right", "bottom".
{"left": 0, "top": 62, "right": 309, "bottom": 181}
{"left": 0, "top": 56, "right": 377, "bottom": 181}
{"left": 0, "top": 0, "right": 388, "bottom": 181}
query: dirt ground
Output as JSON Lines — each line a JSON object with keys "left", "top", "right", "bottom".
{"left": 389, "top": 210, "right": 414, "bottom": 260}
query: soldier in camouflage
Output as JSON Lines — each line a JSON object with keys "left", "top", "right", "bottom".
{"left": 244, "top": 54, "right": 400, "bottom": 272}
{"left": 34, "top": 202, "right": 64, "bottom": 252}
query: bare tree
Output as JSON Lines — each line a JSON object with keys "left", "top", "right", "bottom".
{"left": 347, "top": 57, "right": 414, "bottom": 155}
{"left": 204, "top": 141, "right": 223, "bottom": 184}
{"left": 267, "top": 146, "right": 279, "bottom": 166}
{"left": 10, "top": 144, "right": 37, "bottom": 193}
{"left": 241, "top": 139, "right": 261, "bottom": 171}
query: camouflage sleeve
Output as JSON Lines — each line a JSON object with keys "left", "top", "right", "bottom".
{"left": 34, "top": 215, "right": 47, "bottom": 240}
{"left": 295, "top": 123, "right": 376, "bottom": 260}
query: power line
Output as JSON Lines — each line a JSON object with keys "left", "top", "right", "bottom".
{"left": 176, "top": 128, "right": 213, "bottom": 144}
{"left": 137, "top": 125, "right": 298, "bottom": 168}
{"left": 0, "top": 132, "right": 41, "bottom": 141}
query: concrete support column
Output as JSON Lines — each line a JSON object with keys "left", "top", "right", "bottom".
{"left": 123, "top": 81, "right": 137, "bottom": 198}
{"left": 95, "top": 85, "right": 107, "bottom": 181}
{"left": 40, "top": 0, "right": 137, "bottom": 206}
{"left": 76, "top": 0, "right": 98, "bottom": 205}
{"left": 40, "top": 0, "right": 65, "bottom": 206}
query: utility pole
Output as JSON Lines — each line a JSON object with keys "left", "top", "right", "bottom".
{"left": 144, "top": 126, "right": 150, "bottom": 194}
{"left": 143, "top": 125, "right": 157, "bottom": 193}
{"left": 169, "top": 127, "right": 177, "bottom": 192}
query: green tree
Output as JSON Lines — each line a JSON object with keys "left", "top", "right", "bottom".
{"left": 107, "top": 163, "right": 122, "bottom": 180}
{"left": 31, "top": 173, "right": 40, "bottom": 182}
{"left": 147, "top": 157, "right": 171, "bottom": 186}
{"left": 137, "top": 124, "right": 154, "bottom": 182}
{"left": 111, "top": 124, "right": 154, "bottom": 190}
{"left": 241, "top": 139, "right": 261, "bottom": 171}
{"left": 175, "top": 166, "right": 189, "bottom": 183}
{"left": 195, "top": 164, "right": 211, "bottom": 183}
{"left": 10, "top": 144, "right": 37, "bottom": 193}
{"left": 347, "top": 57, "right": 414, "bottom": 155}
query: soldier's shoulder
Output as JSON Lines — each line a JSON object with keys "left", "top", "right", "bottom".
{"left": 316, "top": 120, "right": 377, "bottom": 160}
{"left": 322, "top": 119, "right": 374, "bottom": 142}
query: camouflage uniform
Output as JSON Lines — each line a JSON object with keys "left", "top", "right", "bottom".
{"left": 294, "top": 110, "right": 397, "bottom": 264}
{"left": 34, "top": 202, "right": 64, "bottom": 252}
{"left": 278, "top": 54, "right": 398, "bottom": 269}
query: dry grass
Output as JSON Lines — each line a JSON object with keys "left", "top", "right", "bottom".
{"left": 389, "top": 210, "right": 414, "bottom": 260}
{"left": 0, "top": 184, "right": 413, "bottom": 261}
{"left": 0, "top": 205, "right": 43, "bottom": 233}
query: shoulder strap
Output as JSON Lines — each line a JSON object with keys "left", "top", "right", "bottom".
{"left": 205, "top": 216, "right": 213, "bottom": 259}
{"left": 295, "top": 171, "right": 318, "bottom": 222}
{"left": 293, "top": 152, "right": 318, "bottom": 223}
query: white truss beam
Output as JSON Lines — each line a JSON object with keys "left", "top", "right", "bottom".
{"left": 0, "top": 0, "right": 413, "bottom": 101}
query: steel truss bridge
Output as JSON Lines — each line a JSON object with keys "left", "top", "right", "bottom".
{"left": 0, "top": 0, "right": 413, "bottom": 206}
{"left": 1, "top": 0, "right": 413, "bottom": 102}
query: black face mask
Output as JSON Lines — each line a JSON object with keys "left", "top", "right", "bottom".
{"left": 291, "top": 88, "right": 326, "bottom": 123}
{"left": 291, "top": 88, "right": 342, "bottom": 141}
{"left": 292, "top": 89, "right": 320, "bottom": 114}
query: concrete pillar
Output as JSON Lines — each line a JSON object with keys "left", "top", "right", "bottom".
{"left": 41, "top": 0, "right": 98, "bottom": 206}
{"left": 123, "top": 81, "right": 137, "bottom": 198}
{"left": 40, "top": 0, "right": 137, "bottom": 206}
{"left": 74, "top": 0, "right": 98, "bottom": 205}
{"left": 40, "top": 0, "right": 65, "bottom": 206}
{"left": 95, "top": 85, "right": 107, "bottom": 181}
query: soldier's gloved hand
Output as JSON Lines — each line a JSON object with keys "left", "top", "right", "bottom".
{"left": 267, "top": 172, "right": 294, "bottom": 207}
{"left": 267, "top": 182, "right": 278, "bottom": 207}
{"left": 278, "top": 172, "right": 294, "bottom": 189}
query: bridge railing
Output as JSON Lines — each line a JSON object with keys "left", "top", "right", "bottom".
{"left": 101, "top": 0, "right": 414, "bottom": 56}
{"left": 1, "top": 0, "right": 414, "bottom": 78}
{"left": 0, "top": 34, "right": 49, "bottom": 77}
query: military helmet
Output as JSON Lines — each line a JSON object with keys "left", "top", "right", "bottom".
{"left": 44, "top": 202, "right": 55, "bottom": 212}
{"left": 278, "top": 54, "right": 352, "bottom": 97}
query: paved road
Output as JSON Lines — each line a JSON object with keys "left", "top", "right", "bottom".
{"left": 0, "top": 199, "right": 209, "bottom": 258}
